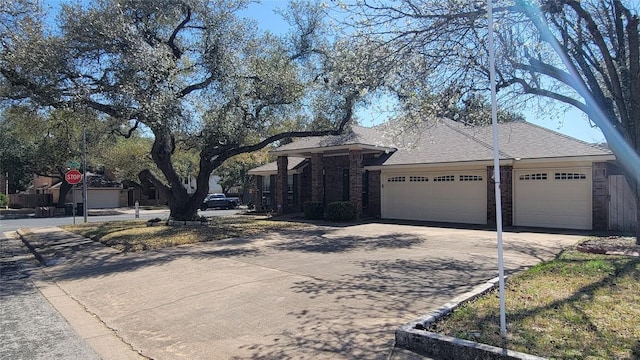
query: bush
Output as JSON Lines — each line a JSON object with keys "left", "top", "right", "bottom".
{"left": 303, "top": 201, "right": 324, "bottom": 220}
{"left": 0, "top": 193, "right": 7, "bottom": 207}
{"left": 324, "top": 201, "right": 356, "bottom": 222}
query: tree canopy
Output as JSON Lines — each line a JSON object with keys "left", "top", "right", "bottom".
{"left": 1, "top": 0, "right": 383, "bottom": 219}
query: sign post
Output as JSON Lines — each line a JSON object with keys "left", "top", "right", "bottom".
{"left": 65, "top": 169, "right": 82, "bottom": 225}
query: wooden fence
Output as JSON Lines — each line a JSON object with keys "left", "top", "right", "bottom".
{"left": 8, "top": 193, "right": 53, "bottom": 208}
{"left": 609, "top": 175, "right": 638, "bottom": 233}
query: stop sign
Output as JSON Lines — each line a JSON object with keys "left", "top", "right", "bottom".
{"left": 65, "top": 169, "right": 83, "bottom": 184}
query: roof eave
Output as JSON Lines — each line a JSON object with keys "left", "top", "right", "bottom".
{"left": 271, "top": 144, "right": 396, "bottom": 157}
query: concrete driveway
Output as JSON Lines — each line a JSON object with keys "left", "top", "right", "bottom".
{"left": 32, "top": 223, "right": 585, "bottom": 359}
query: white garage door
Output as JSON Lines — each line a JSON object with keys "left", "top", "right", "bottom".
{"left": 381, "top": 171, "right": 487, "bottom": 224}
{"left": 74, "top": 189, "right": 121, "bottom": 209}
{"left": 514, "top": 168, "right": 592, "bottom": 230}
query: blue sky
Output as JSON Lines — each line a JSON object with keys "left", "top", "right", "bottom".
{"left": 43, "top": 0, "right": 606, "bottom": 143}
{"left": 241, "top": 1, "right": 605, "bottom": 143}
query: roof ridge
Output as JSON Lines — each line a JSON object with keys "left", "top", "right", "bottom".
{"left": 441, "top": 119, "right": 514, "bottom": 159}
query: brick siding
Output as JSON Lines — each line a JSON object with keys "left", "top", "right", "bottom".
{"left": 487, "top": 165, "right": 513, "bottom": 226}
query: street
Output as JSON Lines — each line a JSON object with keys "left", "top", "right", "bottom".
{"left": 0, "top": 208, "right": 240, "bottom": 233}
{"left": 0, "top": 208, "right": 239, "bottom": 360}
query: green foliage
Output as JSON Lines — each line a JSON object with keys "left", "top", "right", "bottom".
{"left": 0, "top": 117, "right": 35, "bottom": 192}
{"left": 214, "top": 151, "right": 270, "bottom": 195}
{"left": 303, "top": 201, "right": 324, "bottom": 220}
{"left": 0, "top": 193, "right": 8, "bottom": 207}
{"left": 324, "top": 201, "right": 355, "bottom": 222}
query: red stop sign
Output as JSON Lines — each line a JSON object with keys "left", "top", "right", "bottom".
{"left": 65, "top": 169, "right": 83, "bottom": 184}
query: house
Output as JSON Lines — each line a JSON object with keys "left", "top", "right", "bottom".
{"left": 21, "top": 173, "right": 127, "bottom": 209}
{"left": 181, "top": 174, "right": 223, "bottom": 195}
{"left": 249, "top": 118, "right": 619, "bottom": 230}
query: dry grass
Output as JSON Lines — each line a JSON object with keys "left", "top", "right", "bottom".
{"left": 62, "top": 215, "right": 309, "bottom": 252}
{"left": 429, "top": 248, "right": 640, "bottom": 359}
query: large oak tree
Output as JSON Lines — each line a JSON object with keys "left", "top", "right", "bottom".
{"left": 1, "top": 0, "right": 384, "bottom": 220}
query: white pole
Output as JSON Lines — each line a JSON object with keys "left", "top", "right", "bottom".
{"left": 82, "top": 126, "right": 88, "bottom": 223}
{"left": 5, "top": 172, "right": 8, "bottom": 209}
{"left": 487, "top": 0, "right": 507, "bottom": 340}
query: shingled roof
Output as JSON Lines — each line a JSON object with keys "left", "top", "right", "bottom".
{"left": 261, "top": 118, "right": 613, "bottom": 170}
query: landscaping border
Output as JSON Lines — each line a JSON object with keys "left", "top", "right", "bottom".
{"left": 395, "top": 277, "right": 546, "bottom": 360}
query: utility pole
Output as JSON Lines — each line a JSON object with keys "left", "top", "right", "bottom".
{"left": 82, "top": 125, "right": 88, "bottom": 223}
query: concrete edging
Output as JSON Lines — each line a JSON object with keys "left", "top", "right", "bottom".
{"left": 396, "top": 277, "right": 546, "bottom": 360}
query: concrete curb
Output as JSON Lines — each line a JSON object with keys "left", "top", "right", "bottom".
{"left": 396, "top": 277, "right": 546, "bottom": 360}
{"left": 11, "top": 229, "right": 147, "bottom": 360}
{"left": 17, "top": 228, "right": 104, "bottom": 266}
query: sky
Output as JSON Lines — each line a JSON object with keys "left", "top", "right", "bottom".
{"left": 240, "top": 1, "right": 606, "bottom": 143}
{"left": 42, "top": 0, "right": 606, "bottom": 143}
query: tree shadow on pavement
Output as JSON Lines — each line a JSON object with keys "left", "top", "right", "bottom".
{"left": 233, "top": 255, "right": 498, "bottom": 360}
{"left": 269, "top": 231, "right": 425, "bottom": 253}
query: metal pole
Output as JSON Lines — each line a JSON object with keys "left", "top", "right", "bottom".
{"left": 5, "top": 172, "right": 8, "bottom": 210}
{"left": 82, "top": 126, "right": 88, "bottom": 223}
{"left": 73, "top": 185, "right": 76, "bottom": 225}
{"left": 487, "top": 0, "right": 507, "bottom": 340}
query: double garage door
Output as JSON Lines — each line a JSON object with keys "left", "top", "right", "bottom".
{"left": 514, "top": 167, "right": 592, "bottom": 230}
{"left": 381, "top": 171, "right": 487, "bottom": 224}
{"left": 381, "top": 167, "right": 592, "bottom": 230}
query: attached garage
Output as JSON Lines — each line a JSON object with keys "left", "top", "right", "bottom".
{"left": 381, "top": 170, "right": 487, "bottom": 224}
{"left": 514, "top": 167, "right": 592, "bottom": 230}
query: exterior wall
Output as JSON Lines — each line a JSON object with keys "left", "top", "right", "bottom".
{"left": 299, "top": 166, "right": 312, "bottom": 211}
{"left": 487, "top": 165, "right": 513, "bottom": 226}
{"left": 367, "top": 170, "right": 381, "bottom": 217}
{"left": 311, "top": 153, "right": 324, "bottom": 203}
{"left": 592, "top": 162, "right": 608, "bottom": 230}
{"left": 323, "top": 155, "right": 350, "bottom": 203}
{"left": 349, "top": 150, "right": 363, "bottom": 219}
{"left": 276, "top": 156, "right": 288, "bottom": 215}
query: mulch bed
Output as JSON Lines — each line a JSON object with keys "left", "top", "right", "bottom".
{"left": 577, "top": 236, "right": 640, "bottom": 257}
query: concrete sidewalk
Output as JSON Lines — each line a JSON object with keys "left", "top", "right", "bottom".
{"left": 16, "top": 224, "right": 585, "bottom": 359}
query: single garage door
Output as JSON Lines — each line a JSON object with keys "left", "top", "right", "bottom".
{"left": 382, "top": 171, "right": 487, "bottom": 224}
{"left": 514, "top": 168, "right": 592, "bottom": 230}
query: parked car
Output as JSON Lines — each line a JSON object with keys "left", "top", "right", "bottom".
{"left": 200, "top": 193, "right": 239, "bottom": 210}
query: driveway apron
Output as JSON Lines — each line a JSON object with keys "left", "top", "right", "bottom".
{"left": 36, "top": 223, "right": 583, "bottom": 359}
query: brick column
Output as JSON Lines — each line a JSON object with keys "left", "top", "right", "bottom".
{"left": 276, "top": 156, "right": 288, "bottom": 215}
{"left": 592, "top": 162, "right": 608, "bottom": 230}
{"left": 349, "top": 150, "right": 363, "bottom": 219}
{"left": 487, "top": 165, "right": 513, "bottom": 226}
{"left": 368, "top": 170, "right": 381, "bottom": 218}
{"left": 311, "top": 153, "right": 324, "bottom": 203}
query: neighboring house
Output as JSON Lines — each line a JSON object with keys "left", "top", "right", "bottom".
{"left": 59, "top": 173, "right": 126, "bottom": 209}
{"left": 182, "top": 174, "right": 223, "bottom": 195}
{"left": 22, "top": 173, "right": 127, "bottom": 209}
{"left": 249, "top": 118, "right": 621, "bottom": 231}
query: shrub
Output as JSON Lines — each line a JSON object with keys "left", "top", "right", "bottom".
{"left": 324, "top": 201, "right": 356, "bottom": 222}
{"left": 303, "top": 201, "right": 324, "bottom": 220}
{"left": 0, "top": 193, "right": 7, "bottom": 207}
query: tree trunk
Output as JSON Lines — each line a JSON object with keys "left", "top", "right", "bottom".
{"left": 56, "top": 180, "right": 72, "bottom": 208}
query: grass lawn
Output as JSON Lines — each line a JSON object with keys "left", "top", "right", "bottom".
{"left": 62, "top": 215, "right": 309, "bottom": 252}
{"left": 428, "top": 247, "right": 640, "bottom": 359}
